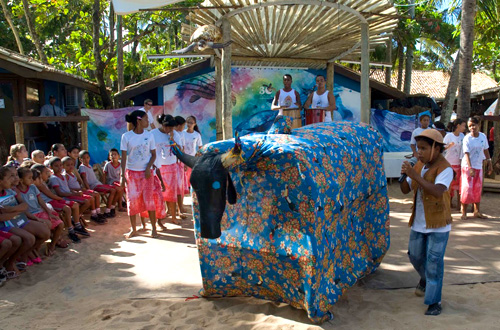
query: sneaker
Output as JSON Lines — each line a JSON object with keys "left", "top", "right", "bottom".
{"left": 90, "top": 214, "right": 101, "bottom": 223}
{"left": 104, "top": 212, "right": 113, "bottom": 218}
{"left": 415, "top": 279, "right": 426, "bottom": 297}
{"left": 68, "top": 231, "right": 81, "bottom": 243}
{"left": 425, "top": 303, "right": 442, "bottom": 316}
{"left": 74, "top": 226, "right": 90, "bottom": 237}
{"left": 110, "top": 209, "right": 116, "bottom": 217}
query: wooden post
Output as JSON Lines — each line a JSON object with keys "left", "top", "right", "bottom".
{"left": 221, "top": 18, "right": 233, "bottom": 140}
{"left": 326, "top": 62, "right": 334, "bottom": 93}
{"left": 14, "top": 122, "right": 24, "bottom": 144}
{"left": 215, "top": 56, "right": 223, "bottom": 141}
{"left": 385, "top": 39, "right": 392, "bottom": 85}
{"left": 360, "top": 23, "right": 370, "bottom": 124}
{"left": 81, "top": 120, "right": 88, "bottom": 150}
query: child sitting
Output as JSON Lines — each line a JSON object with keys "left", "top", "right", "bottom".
{"left": 0, "top": 166, "right": 49, "bottom": 270}
{"left": 103, "top": 149, "right": 127, "bottom": 213}
{"left": 31, "top": 164, "right": 85, "bottom": 243}
{"left": 31, "top": 150, "right": 45, "bottom": 165}
{"left": 79, "top": 150, "right": 124, "bottom": 217}
{"left": 17, "top": 167, "right": 64, "bottom": 256}
{"left": 0, "top": 229, "right": 21, "bottom": 283}
{"left": 400, "top": 129, "right": 453, "bottom": 316}
{"left": 5, "top": 144, "right": 29, "bottom": 168}
{"left": 62, "top": 156, "right": 106, "bottom": 223}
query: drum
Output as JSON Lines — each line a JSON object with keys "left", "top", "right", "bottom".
{"left": 305, "top": 108, "right": 324, "bottom": 125}
{"left": 282, "top": 108, "right": 302, "bottom": 129}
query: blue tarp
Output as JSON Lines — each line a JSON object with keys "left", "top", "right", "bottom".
{"left": 192, "top": 121, "right": 390, "bottom": 323}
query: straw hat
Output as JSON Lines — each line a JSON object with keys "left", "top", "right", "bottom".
{"left": 416, "top": 129, "right": 444, "bottom": 144}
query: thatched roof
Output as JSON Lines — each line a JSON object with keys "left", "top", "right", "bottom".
{"left": 0, "top": 46, "right": 100, "bottom": 94}
{"left": 181, "top": 0, "right": 398, "bottom": 68}
{"left": 370, "top": 69, "right": 499, "bottom": 101}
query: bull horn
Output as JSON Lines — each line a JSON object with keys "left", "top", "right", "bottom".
{"left": 221, "top": 131, "right": 244, "bottom": 168}
{"left": 171, "top": 143, "right": 197, "bottom": 168}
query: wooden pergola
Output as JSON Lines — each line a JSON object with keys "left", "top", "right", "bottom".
{"left": 179, "top": 0, "right": 399, "bottom": 140}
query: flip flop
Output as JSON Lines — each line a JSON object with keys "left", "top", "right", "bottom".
{"left": 31, "top": 257, "right": 43, "bottom": 264}
{"left": 474, "top": 212, "right": 488, "bottom": 219}
{"left": 5, "top": 270, "right": 19, "bottom": 280}
{"left": 16, "top": 262, "right": 27, "bottom": 271}
{"left": 56, "top": 239, "right": 69, "bottom": 248}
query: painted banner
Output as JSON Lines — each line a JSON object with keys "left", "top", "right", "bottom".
{"left": 370, "top": 109, "right": 432, "bottom": 152}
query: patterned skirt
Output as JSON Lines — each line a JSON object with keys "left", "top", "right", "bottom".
{"left": 159, "top": 164, "right": 179, "bottom": 203}
{"left": 460, "top": 167, "right": 483, "bottom": 204}
{"left": 125, "top": 169, "right": 166, "bottom": 218}
{"left": 449, "top": 165, "right": 461, "bottom": 197}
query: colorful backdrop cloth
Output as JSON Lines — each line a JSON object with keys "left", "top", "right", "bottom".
{"left": 370, "top": 109, "right": 432, "bottom": 152}
{"left": 163, "top": 67, "right": 361, "bottom": 141}
{"left": 193, "top": 122, "right": 390, "bottom": 323}
{"left": 81, "top": 106, "right": 164, "bottom": 164}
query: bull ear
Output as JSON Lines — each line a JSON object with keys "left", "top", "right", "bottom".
{"left": 172, "top": 143, "right": 197, "bottom": 168}
{"left": 227, "top": 173, "right": 237, "bottom": 205}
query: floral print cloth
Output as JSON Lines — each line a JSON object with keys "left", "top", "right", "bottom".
{"left": 192, "top": 121, "right": 390, "bottom": 323}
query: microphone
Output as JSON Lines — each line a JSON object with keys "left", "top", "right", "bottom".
{"left": 398, "top": 157, "right": 418, "bottom": 183}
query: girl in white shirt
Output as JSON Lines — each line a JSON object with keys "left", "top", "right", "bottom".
{"left": 120, "top": 110, "right": 165, "bottom": 238}
{"left": 460, "top": 116, "right": 493, "bottom": 220}
{"left": 443, "top": 119, "right": 465, "bottom": 208}
{"left": 182, "top": 116, "right": 203, "bottom": 194}
{"left": 152, "top": 114, "right": 182, "bottom": 226}
{"left": 174, "top": 116, "right": 187, "bottom": 218}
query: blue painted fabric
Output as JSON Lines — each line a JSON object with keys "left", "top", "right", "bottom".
{"left": 193, "top": 121, "right": 390, "bottom": 323}
{"left": 370, "top": 109, "right": 432, "bottom": 152}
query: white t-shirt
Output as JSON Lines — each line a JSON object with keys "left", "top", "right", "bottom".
{"left": 151, "top": 128, "right": 181, "bottom": 167}
{"left": 443, "top": 132, "right": 464, "bottom": 166}
{"left": 174, "top": 130, "right": 184, "bottom": 149}
{"left": 461, "top": 132, "right": 489, "bottom": 169}
{"left": 182, "top": 130, "right": 203, "bottom": 156}
{"left": 410, "top": 127, "right": 429, "bottom": 146}
{"left": 138, "top": 108, "right": 156, "bottom": 131}
{"left": 120, "top": 130, "right": 156, "bottom": 171}
{"left": 407, "top": 166, "right": 453, "bottom": 233}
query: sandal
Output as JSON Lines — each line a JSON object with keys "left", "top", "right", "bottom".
{"left": 460, "top": 214, "right": 467, "bottom": 220}
{"left": 16, "top": 262, "right": 27, "bottom": 271}
{"left": 5, "top": 270, "right": 19, "bottom": 280}
{"left": 31, "top": 257, "right": 43, "bottom": 264}
{"left": 474, "top": 212, "right": 488, "bottom": 219}
{"left": 56, "top": 239, "right": 69, "bottom": 249}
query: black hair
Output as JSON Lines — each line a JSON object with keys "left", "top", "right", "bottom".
{"left": 419, "top": 113, "right": 431, "bottom": 121}
{"left": 17, "top": 166, "right": 32, "bottom": 179}
{"left": 20, "top": 160, "right": 36, "bottom": 168}
{"left": 69, "top": 145, "right": 80, "bottom": 153}
{"left": 48, "top": 157, "right": 61, "bottom": 166}
{"left": 433, "top": 121, "right": 446, "bottom": 131}
{"left": 157, "top": 114, "right": 176, "bottom": 127}
{"left": 468, "top": 116, "right": 481, "bottom": 125}
{"left": 108, "top": 148, "right": 119, "bottom": 161}
{"left": 450, "top": 118, "right": 465, "bottom": 132}
{"left": 78, "top": 150, "right": 90, "bottom": 159}
{"left": 32, "top": 169, "right": 41, "bottom": 181}
{"left": 415, "top": 136, "right": 445, "bottom": 153}
{"left": 31, "top": 164, "right": 47, "bottom": 173}
{"left": 61, "top": 156, "right": 73, "bottom": 164}
{"left": 0, "top": 166, "right": 12, "bottom": 180}
{"left": 316, "top": 74, "right": 325, "bottom": 80}
{"left": 175, "top": 116, "right": 186, "bottom": 126}
{"left": 283, "top": 74, "right": 292, "bottom": 80}
{"left": 125, "top": 110, "right": 147, "bottom": 129}
{"left": 51, "top": 143, "right": 65, "bottom": 154}
{"left": 186, "top": 115, "right": 200, "bottom": 133}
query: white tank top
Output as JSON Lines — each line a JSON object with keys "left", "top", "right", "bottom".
{"left": 311, "top": 90, "right": 332, "bottom": 122}
{"left": 278, "top": 89, "right": 298, "bottom": 115}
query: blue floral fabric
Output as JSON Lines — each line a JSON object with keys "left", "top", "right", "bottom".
{"left": 193, "top": 121, "right": 390, "bottom": 323}
{"left": 268, "top": 115, "right": 294, "bottom": 134}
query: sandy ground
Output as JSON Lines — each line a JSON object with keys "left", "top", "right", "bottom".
{"left": 1, "top": 184, "right": 500, "bottom": 330}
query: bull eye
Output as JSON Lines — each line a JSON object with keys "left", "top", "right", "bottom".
{"left": 212, "top": 181, "right": 221, "bottom": 189}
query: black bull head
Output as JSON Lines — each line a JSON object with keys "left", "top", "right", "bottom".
{"left": 172, "top": 144, "right": 240, "bottom": 239}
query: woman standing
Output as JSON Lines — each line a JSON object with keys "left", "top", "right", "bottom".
{"left": 151, "top": 114, "right": 182, "bottom": 227}
{"left": 174, "top": 116, "right": 187, "bottom": 218}
{"left": 182, "top": 116, "right": 203, "bottom": 194}
{"left": 443, "top": 119, "right": 465, "bottom": 209}
{"left": 120, "top": 110, "right": 164, "bottom": 238}
{"left": 460, "top": 117, "right": 493, "bottom": 219}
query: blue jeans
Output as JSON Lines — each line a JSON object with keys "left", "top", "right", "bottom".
{"left": 408, "top": 230, "right": 449, "bottom": 305}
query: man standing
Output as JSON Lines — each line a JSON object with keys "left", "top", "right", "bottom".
{"left": 271, "top": 74, "right": 301, "bottom": 115}
{"left": 304, "top": 75, "right": 336, "bottom": 122}
{"left": 40, "top": 95, "right": 66, "bottom": 149}
{"left": 138, "top": 99, "right": 156, "bottom": 131}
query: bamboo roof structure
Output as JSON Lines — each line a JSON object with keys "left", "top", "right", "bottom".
{"left": 181, "top": 0, "right": 399, "bottom": 69}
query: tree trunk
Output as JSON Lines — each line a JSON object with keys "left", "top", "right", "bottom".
{"left": 403, "top": 0, "right": 415, "bottom": 94}
{"left": 494, "top": 91, "right": 500, "bottom": 171}
{"left": 0, "top": 0, "right": 24, "bottom": 54}
{"left": 21, "top": 0, "right": 48, "bottom": 64}
{"left": 441, "top": 56, "right": 460, "bottom": 125}
{"left": 92, "top": 0, "right": 112, "bottom": 108}
{"left": 397, "top": 40, "right": 404, "bottom": 91}
{"left": 109, "top": 2, "right": 115, "bottom": 56}
{"left": 456, "top": 0, "right": 476, "bottom": 120}
{"left": 117, "top": 15, "right": 124, "bottom": 93}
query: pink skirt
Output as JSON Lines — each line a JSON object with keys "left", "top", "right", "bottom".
{"left": 94, "top": 184, "right": 115, "bottom": 193}
{"left": 159, "top": 164, "right": 179, "bottom": 202}
{"left": 177, "top": 162, "right": 185, "bottom": 195}
{"left": 33, "top": 211, "right": 63, "bottom": 230}
{"left": 48, "top": 199, "right": 75, "bottom": 212}
{"left": 125, "top": 169, "right": 166, "bottom": 218}
{"left": 184, "top": 167, "right": 192, "bottom": 195}
{"left": 450, "top": 165, "right": 461, "bottom": 197}
{"left": 460, "top": 167, "right": 483, "bottom": 204}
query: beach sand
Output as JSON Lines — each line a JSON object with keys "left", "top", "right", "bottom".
{"left": 1, "top": 184, "right": 499, "bottom": 329}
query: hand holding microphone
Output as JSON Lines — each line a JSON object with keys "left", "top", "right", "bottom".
{"left": 399, "top": 157, "right": 418, "bottom": 183}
